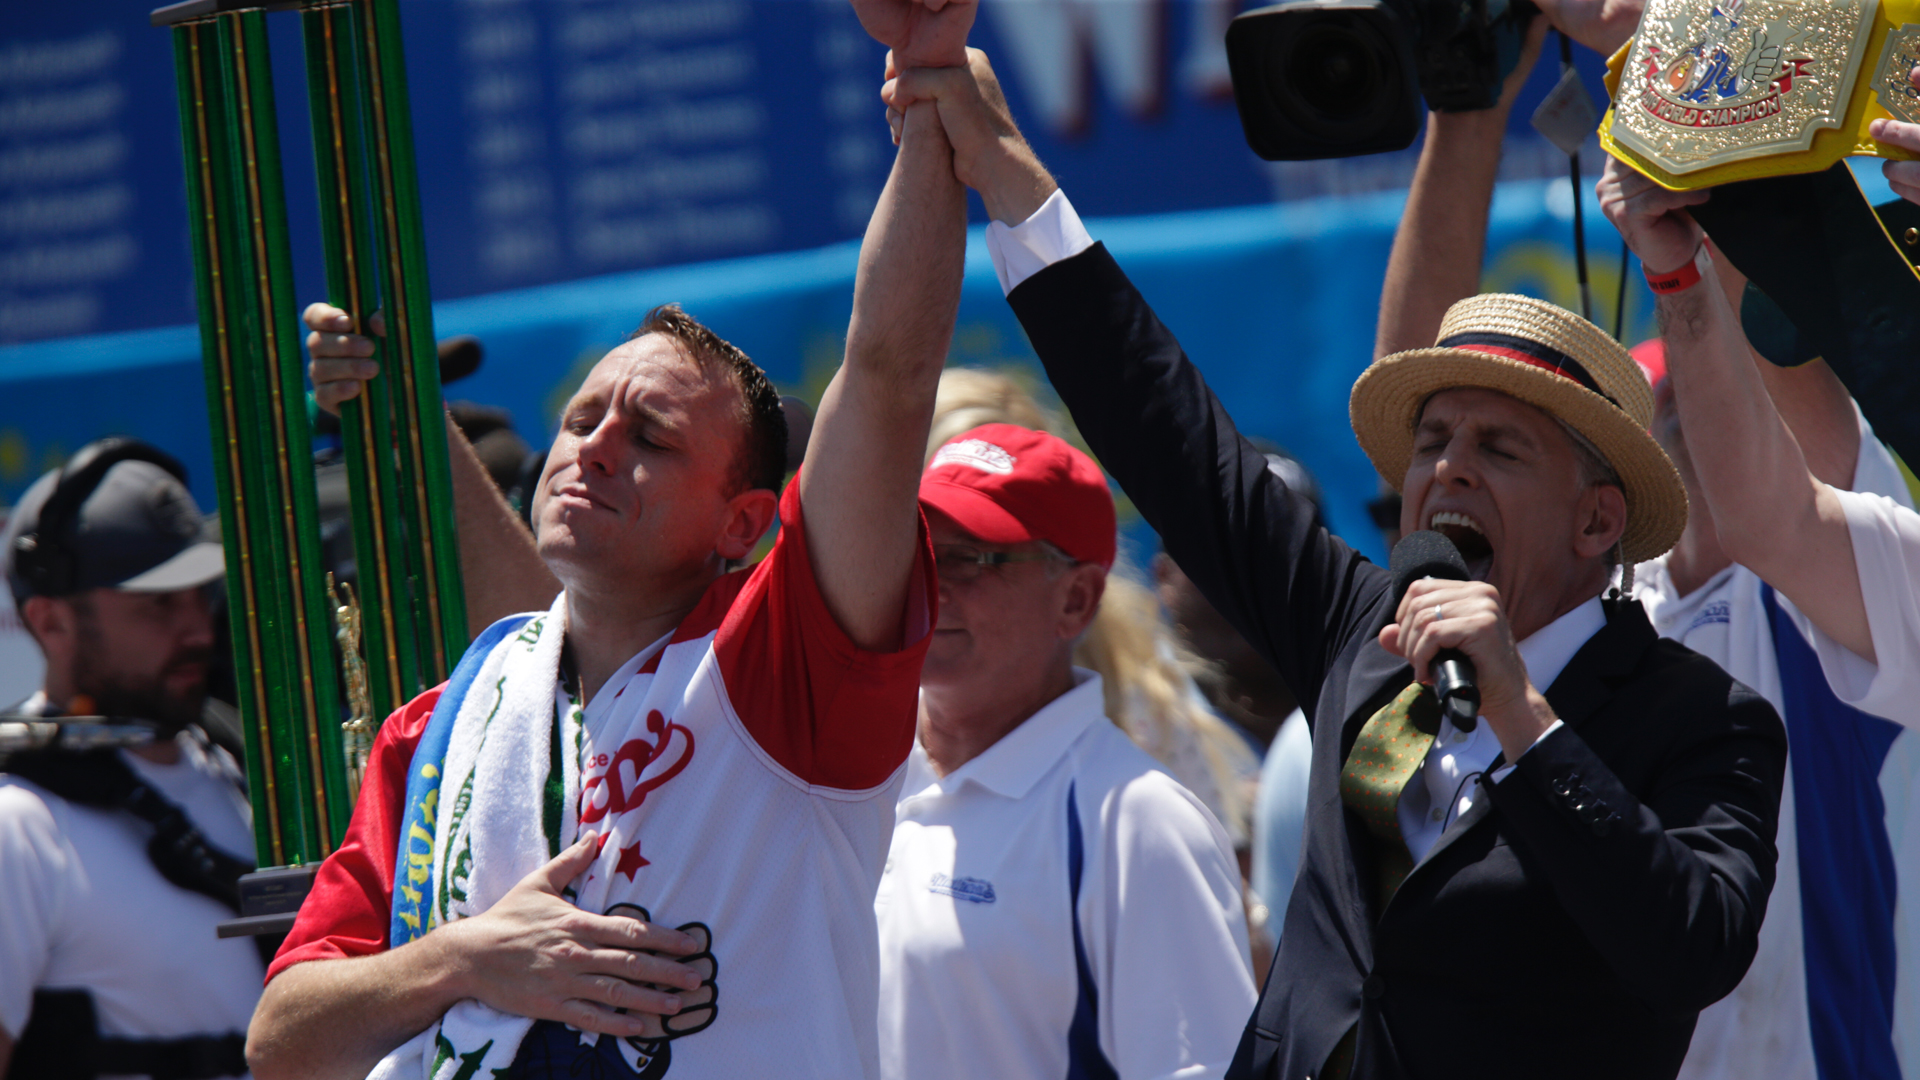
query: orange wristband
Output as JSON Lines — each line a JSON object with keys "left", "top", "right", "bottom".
{"left": 1644, "top": 246, "right": 1708, "bottom": 294}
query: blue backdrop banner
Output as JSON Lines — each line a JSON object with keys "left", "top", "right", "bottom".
{"left": 3, "top": 0, "right": 1613, "bottom": 345}
{"left": 0, "top": 178, "right": 1652, "bottom": 564}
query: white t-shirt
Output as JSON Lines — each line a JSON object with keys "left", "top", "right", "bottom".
{"left": 877, "top": 670, "right": 1255, "bottom": 1080}
{"left": 0, "top": 728, "right": 263, "bottom": 1064}
{"left": 1788, "top": 488, "right": 1920, "bottom": 722}
{"left": 277, "top": 481, "right": 936, "bottom": 1079}
{"left": 1639, "top": 415, "right": 1920, "bottom": 1080}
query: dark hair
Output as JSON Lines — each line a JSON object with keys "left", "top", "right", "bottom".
{"left": 631, "top": 304, "right": 788, "bottom": 495}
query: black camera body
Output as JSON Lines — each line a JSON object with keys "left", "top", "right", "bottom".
{"left": 1226, "top": 0, "right": 1539, "bottom": 161}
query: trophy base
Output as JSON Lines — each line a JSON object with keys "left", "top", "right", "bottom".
{"left": 215, "top": 864, "right": 317, "bottom": 939}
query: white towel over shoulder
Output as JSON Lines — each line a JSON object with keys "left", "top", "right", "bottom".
{"left": 370, "top": 593, "right": 577, "bottom": 1080}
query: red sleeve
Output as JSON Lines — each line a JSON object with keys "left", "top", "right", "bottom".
{"left": 264, "top": 685, "right": 441, "bottom": 984}
{"left": 704, "top": 475, "right": 935, "bottom": 790}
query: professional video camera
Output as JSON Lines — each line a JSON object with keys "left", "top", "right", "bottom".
{"left": 1226, "top": 0, "right": 1539, "bottom": 160}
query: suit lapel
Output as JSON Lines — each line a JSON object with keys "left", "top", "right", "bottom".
{"left": 1540, "top": 598, "right": 1656, "bottom": 727}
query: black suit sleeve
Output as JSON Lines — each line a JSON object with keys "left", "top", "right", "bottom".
{"left": 1008, "top": 243, "right": 1392, "bottom": 720}
{"left": 1485, "top": 683, "right": 1787, "bottom": 1012}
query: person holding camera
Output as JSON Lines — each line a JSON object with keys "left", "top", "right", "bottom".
{"left": 0, "top": 439, "right": 259, "bottom": 1080}
{"left": 865, "top": 11, "right": 1788, "bottom": 1078}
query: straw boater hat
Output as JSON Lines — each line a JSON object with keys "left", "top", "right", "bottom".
{"left": 1349, "top": 293, "right": 1687, "bottom": 564}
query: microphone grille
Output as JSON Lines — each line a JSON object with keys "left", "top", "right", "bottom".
{"left": 1389, "top": 529, "right": 1470, "bottom": 603}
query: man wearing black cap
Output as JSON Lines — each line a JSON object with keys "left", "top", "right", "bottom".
{"left": 0, "top": 439, "right": 259, "bottom": 1080}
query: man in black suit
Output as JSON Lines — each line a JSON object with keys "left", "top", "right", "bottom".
{"left": 861, "top": 32, "right": 1788, "bottom": 1080}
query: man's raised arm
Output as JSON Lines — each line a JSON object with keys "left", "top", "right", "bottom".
{"left": 1375, "top": 20, "right": 1544, "bottom": 359}
{"left": 1599, "top": 157, "right": 1873, "bottom": 659}
{"left": 886, "top": 50, "right": 1378, "bottom": 720}
{"left": 799, "top": 7, "right": 971, "bottom": 651}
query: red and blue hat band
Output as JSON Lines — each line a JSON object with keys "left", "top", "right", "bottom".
{"left": 1437, "top": 331, "right": 1619, "bottom": 407}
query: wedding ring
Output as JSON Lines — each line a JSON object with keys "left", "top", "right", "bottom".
{"left": 1431, "top": 605, "right": 1445, "bottom": 623}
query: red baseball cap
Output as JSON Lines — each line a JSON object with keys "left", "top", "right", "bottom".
{"left": 1629, "top": 338, "right": 1667, "bottom": 390}
{"left": 919, "top": 423, "right": 1117, "bottom": 570}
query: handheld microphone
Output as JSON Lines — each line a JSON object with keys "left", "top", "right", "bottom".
{"left": 1389, "top": 530, "right": 1481, "bottom": 731}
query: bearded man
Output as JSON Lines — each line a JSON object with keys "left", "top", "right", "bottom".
{"left": 873, "top": 36, "right": 1787, "bottom": 1080}
{"left": 0, "top": 438, "right": 257, "bottom": 1080}
{"left": 243, "top": 46, "right": 968, "bottom": 1079}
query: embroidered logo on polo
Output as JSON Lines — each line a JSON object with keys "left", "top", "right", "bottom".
{"left": 1684, "top": 599, "right": 1732, "bottom": 636}
{"left": 931, "top": 439, "right": 1015, "bottom": 475}
{"left": 929, "top": 872, "right": 997, "bottom": 903}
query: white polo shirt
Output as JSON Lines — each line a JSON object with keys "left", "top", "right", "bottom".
{"left": 876, "top": 670, "right": 1255, "bottom": 1080}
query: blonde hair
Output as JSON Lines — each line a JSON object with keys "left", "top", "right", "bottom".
{"left": 928, "top": 367, "right": 1060, "bottom": 452}
{"left": 1075, "top": 558, "right": 1257, "bottom": 842}
{"left": 927, "top": 367, "right": 1258, "bottom": 843}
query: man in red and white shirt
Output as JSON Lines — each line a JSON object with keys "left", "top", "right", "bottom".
{"left": 243, "top": 23, "right": 971, "bottom": 1075}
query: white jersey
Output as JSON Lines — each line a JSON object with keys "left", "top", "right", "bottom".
{"left": 0, "top": 728, "right": 263, "bottom": 1071}
{"left": 1638, "top": 414, "right": 1920, "bottom": 1080}
{"left": 277, "top": 482, "right": 936, "bottom": 1079}
{"left": 877, "top": 670, "right": 1255, "bottom": 1080}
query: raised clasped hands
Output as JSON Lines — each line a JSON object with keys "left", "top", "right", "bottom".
{"left": 849, "top": 0, "right": 976, "bottom": 70}
{"left": 880, "top": 47, "right": 1055, "bottom": 227}
{"left": 1597, "top": 155, "right": 1709, "bottom": 276}
{"left": 434, "top": 836, "right": 708, "bottom": 1039}
{"left": 1380, "top": 578, "right": 1557, "bottom": 761}
{"left": 1868, "top": 64, "right": 1920, "bottom": 207}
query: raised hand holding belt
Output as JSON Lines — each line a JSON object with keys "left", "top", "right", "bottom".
{"left": 1688, "top": 163, "right": 1920, "bottom": 467}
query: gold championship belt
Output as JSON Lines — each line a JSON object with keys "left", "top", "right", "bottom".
{"left": 1599, "top": 0, "right": 1920, "bottom": 188}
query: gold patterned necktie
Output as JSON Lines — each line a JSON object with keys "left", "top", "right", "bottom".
{"left": 1340, "top": 680, "right": 1443, "bottom": 912}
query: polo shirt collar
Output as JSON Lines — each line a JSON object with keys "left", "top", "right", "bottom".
{"left": 915, "top": 668, "right": 1107, "bottom": 801}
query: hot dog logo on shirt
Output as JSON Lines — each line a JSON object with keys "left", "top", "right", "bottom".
{"left": 579, "top": 709, "right": 696, "bottom": 884}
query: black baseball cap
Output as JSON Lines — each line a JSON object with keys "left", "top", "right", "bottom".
{"left": 4, "top": 456, "right": 223, "bottom": 605}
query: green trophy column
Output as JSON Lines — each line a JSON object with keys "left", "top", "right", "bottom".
{"left": 161, "top": 0, "right": 472, "bottom": 878}
{"left": 355, "top": 0, "right": 468, "bottom": 680}
{"left": 301, "top": 0, "right": 419, "bottom": 727}
{"left": 169, "top": 9, "right": 348, "bottom": 865}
